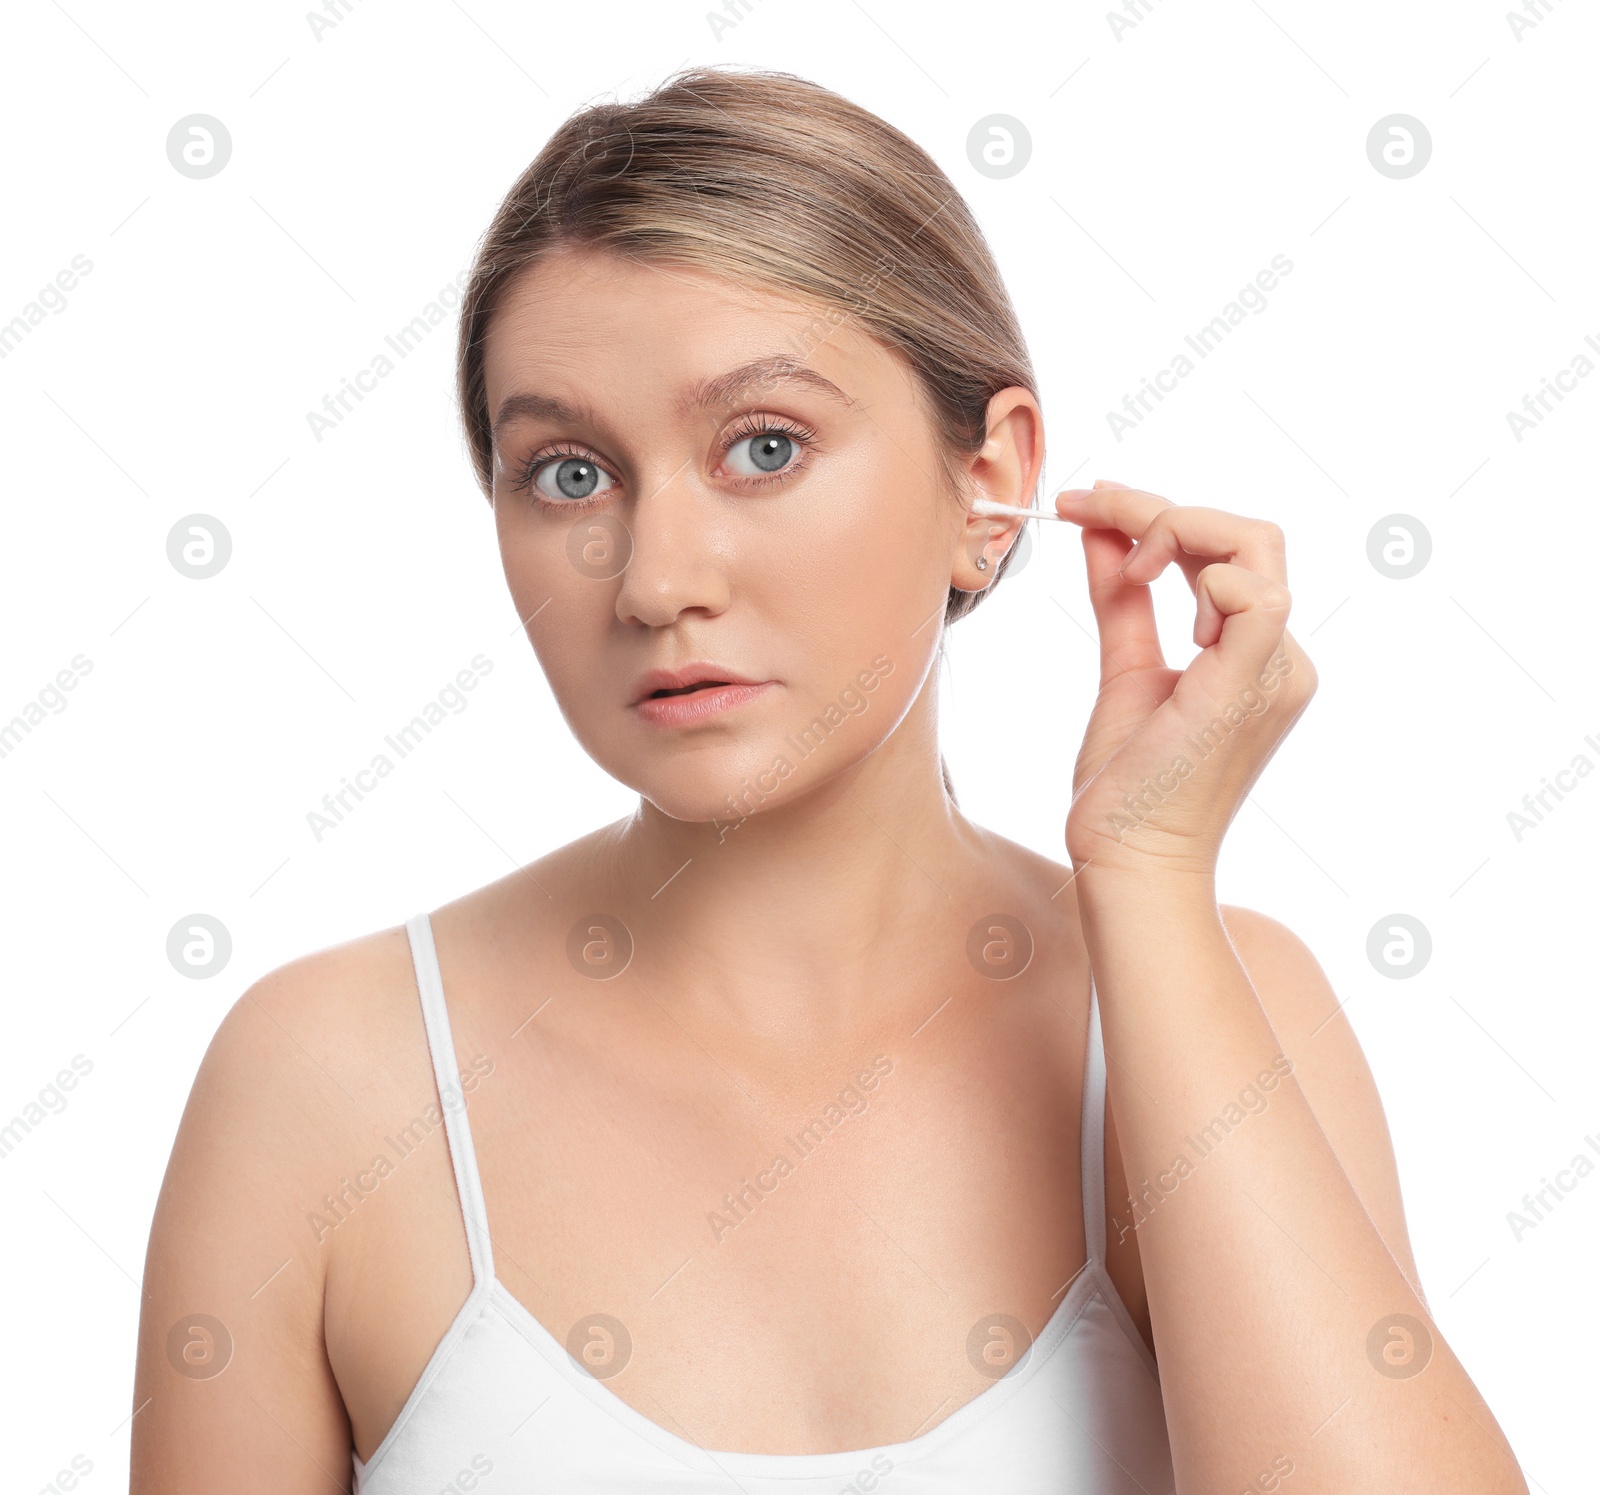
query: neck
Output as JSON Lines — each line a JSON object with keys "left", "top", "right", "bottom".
{"left": 599, "top": 687, "right": 991, "bottom": 1038}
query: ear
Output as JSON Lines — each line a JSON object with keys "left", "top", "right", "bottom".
{"left": 950, "top": 387, "right": 1046, "bottom": 594}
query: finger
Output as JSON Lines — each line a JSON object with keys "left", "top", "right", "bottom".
{"left": 1190, "top": 562, "right": 1292, "bottom": 673}
{"left": 1055, "top": 484, "right": 1173, "bottom": 538}
{"left": 1122, "top": 509, "right": 1287, "bottom": 589}
{"left": 1058, "top": 486, "right": 1287, "bottom": 588}
{"left": 1081, "top": 525, "right": 1169, "bottom": 687}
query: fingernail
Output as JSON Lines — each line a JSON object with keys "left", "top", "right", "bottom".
{"left": 1057, "top": 488, "right": 1091, "bottom": 501}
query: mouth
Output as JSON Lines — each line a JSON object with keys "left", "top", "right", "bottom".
{"left": 647, "top": 680, "right": 732, "bottom": 699}
{"left": 630, "top": 662, "right": 767, "bottom": 707}
{"left": 629, "top": 663, "right": 775, "bottom": 725}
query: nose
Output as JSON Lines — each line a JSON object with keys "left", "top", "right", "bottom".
{"left": 612, "top": 467, "right": 731, "bottom": 628}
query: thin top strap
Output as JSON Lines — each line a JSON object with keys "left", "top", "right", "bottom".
{"left": 1079, "top": 969, "right": 1108, "bottom": 1263}
{"left": 405, "top": 911, "right": 495, "bottom": 1288}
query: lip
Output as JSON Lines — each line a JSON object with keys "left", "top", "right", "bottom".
{"left": 634, "top": 680, "right": 775, "bottom": 727}
{"left": 629, "top": 662, "right": 775, "bottom": 727}
{"left": 630, "top": 662, "right": 767, "bottom": 706}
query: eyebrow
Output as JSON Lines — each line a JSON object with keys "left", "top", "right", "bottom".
{"left": 490, "top": 354, "right": 860, "bottom": 442}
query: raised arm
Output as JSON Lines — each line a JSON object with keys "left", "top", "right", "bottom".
{"left": 1055, "top": 478, "right": 1527, "bottom": 1494}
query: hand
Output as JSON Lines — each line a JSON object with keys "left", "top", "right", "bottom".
{"left": 1053, "top": 479, "right": 1317, "bottom": 885}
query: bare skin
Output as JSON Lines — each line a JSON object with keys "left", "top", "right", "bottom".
{"left": 131, "top": 250, "right": 1527, "bottom": 1493}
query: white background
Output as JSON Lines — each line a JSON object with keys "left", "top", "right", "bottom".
{"left": 1, "top": 0, "right": 1594, "bottom": 1488}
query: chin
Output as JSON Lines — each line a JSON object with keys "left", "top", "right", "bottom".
{"left": 622, "top": 746, "right": 815, "bottom": 830}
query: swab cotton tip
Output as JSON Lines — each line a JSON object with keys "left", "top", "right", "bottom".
{"left": 971, "top": 499, "right": 1068, "bottom": 522}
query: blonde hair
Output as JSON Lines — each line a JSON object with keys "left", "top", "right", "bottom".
{"left": 456, "top": 64, "right": 1041, "bottom": 801}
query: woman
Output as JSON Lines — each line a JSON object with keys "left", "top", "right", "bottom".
{"left": 132, "top": 65, "right": 1528, "bottom": 1494}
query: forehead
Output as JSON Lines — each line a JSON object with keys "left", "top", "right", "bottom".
{"left": 494, "top": 247, "right": 811, "bottom": 331}
{"left": 481, "top": 248, "right": 913, "bottom": 424}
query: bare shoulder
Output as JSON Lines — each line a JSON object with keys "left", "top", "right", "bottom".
{"left": 186, "top": 920, "right": 424, "bottom": 1171}
{"left": 147, "top": 918, "right": 422, "bottom": 1268}
{"left": 235, "top": 919, "right": 419, "bottom": 1061}
{"left": 1217, "top": 903, "right": 1424, "bottom": 1297}
{"left": 131, "top": 920, "right": 430, "bottom": 1492}
{"left": 133, "top": 825, "right": 628, "bottom": 1491}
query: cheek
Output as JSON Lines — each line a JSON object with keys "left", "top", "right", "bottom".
{"left": 496, "top": 507, "right": 618, "bottom": 685}
{"left": 779, "top": 464, "right": 948, "bottom": 632}
{"left": 751, "top": 556, "right": 894, "bottom": 709}
{"left": 758, "top": 510, "right": 943, "bottom": 752}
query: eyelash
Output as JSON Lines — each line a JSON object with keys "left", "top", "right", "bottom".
{"left": 507, "top": 413, "right": 819, "bottom": 511}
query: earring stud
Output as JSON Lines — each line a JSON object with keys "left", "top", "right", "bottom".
{"left": 975, "top": 555, "right": 989, "bottom": 570}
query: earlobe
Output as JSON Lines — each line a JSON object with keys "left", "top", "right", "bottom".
{"left": 951, "top": 523, "right": 1011, "bottom": 592}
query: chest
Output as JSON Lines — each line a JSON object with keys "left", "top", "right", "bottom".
{"left": 326, "top": 990, "right": 1142, "bottom": 1461}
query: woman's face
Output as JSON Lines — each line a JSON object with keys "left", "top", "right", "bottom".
{"left": 482, "top": 247, "right": 1012, "bottom": 825}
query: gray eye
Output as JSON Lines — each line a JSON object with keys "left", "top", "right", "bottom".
{"left": 537, "top": 457, "right": 617, "bottom": 501}
{"left": 725, "top": 432, "right": 795, "bottom": 477}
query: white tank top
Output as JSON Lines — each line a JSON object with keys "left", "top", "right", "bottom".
{"left": 351, "top": 911, "right": 1176, "bottom": 1494}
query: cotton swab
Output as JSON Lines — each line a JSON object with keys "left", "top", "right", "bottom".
{"left": 971, "top": 498, "right": 1069, "bottom": 523}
